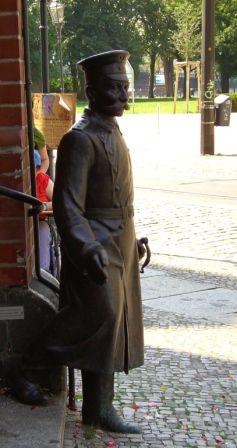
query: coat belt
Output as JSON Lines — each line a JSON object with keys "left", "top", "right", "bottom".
{"left": 85, "top": 206, "right": 134, "bottom": 220}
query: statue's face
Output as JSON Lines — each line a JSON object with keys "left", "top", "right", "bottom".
{"left": 88, "top": 77, "right": 129, "bottom": 117}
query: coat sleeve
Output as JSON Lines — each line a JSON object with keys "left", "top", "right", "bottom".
{"left": 53, "top": 129, "right": 102, "bottom": 270}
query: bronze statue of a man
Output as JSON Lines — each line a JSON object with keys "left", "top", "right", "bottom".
{"left": 51, "top": 50, "right": 145, "bottom": 433}
{"left": 6, "top": 50, "right": 147, "bottom": 433}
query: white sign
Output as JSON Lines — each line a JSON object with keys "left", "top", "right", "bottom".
{"left": 0, "top": 306, "right": 24, "bottom": 320}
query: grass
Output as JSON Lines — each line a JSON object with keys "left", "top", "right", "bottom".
{"left": 76, "top": 97, "right": 200, "bottom": 115}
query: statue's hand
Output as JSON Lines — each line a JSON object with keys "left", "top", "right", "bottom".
{"left": 137, "top": 237, "right": 151, "bottom": 273}
{"left": 86, "top": 247, "right": 109, "bottom": 285}
{"left": 137, "top": 238, "right": 147, "bottom": 260}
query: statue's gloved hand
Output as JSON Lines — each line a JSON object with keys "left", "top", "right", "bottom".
{"left": 137, "top": 238, "right": 147, "bottom": 260}
{"left": 137, "top": 237, "right": 151, "bottom": 273}
{"left": 85, "top": 247, "right": 109, "bottom": 285}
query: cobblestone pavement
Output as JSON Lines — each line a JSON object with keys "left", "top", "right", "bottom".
{"left": 134, "top": 188, "right": 237, "bottom": 290}
{"left": 119, "top": 113, "right": 237, "bottom": 288}
{"left": 63, "top": 305, "right": 237, "bottom": 448}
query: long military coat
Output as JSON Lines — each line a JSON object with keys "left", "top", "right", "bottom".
{"left": 51, "top": 108, "right": 144, "bottom": 374}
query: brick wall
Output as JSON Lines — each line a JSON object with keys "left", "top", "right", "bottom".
{"left": 0, "top": 0, "right": 34, "bottom": 286}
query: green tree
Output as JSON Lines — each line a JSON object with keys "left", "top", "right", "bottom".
{"left": 28, "top": 0, "right": 43, "bottom": 90}
{"left": 171, "top": 0, "right": 201, "bottom": 98}
{"left": 62, "top": 0, "right": 143, "bottom": 97}
{"left": 216, "top": 0, "right": 237, "bottom": 92}
{"left": 134, "top": 0, "right": 175, "bottom": 98}
{"left": 28, "top": 0, "right": 64, "bottom": 91}
{"left": 160, "top": 1, "right": 177, "bottom": 97}
{"left": 172, "top": 0, "right": 201, "bottom": 62}
{"left": 28, "top": 0, "right": 143, "bottom": 96}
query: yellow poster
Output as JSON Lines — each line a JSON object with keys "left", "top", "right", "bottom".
{"left": 32, "top": 93, "right": 77, "bottom": 149}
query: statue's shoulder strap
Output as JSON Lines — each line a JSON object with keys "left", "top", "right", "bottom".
{"left": 72, "top": 117, "right": 90, "bottom": 132}
{"left": 73, "top": 125, "right": 103, "bottom": 150}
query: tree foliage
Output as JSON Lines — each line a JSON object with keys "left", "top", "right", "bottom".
{"left": 28, "top": 0, "right": 60, "bottom": 91}
{"left": 172, "top": 0, "right": 201, "bottom": 61}
{"left": 28, "top": 0, "right": 143, "bottom": 95}
{"left": 133, "top": 0, "right": 175, "bottom": 97}
{"left": 27, "top": 0, "right": 237, "bottom": 97}
{"left": 216, "top": 0, "right": 237, "bottom": 91}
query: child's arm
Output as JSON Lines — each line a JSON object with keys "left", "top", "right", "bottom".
{"left": 46, "top": 178, "right": 54, "bottom": 201}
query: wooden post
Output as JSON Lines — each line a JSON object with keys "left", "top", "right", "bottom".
{"left": 186, "top": 62, "right": 190, "bottom": 113}
{"left": 173, "top": 61, "right": 200, "bottom": 114}
{"left": 173, "top": 66, "right": 179, "bottom": 113}
{"left": 197, "top": 62, "right": 201, "bottom": 112}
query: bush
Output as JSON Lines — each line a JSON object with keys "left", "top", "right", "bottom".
{"left": 49, "top": 77, "right": 75, "bottom": 93}
{"left": 230, "top": 93, "right": 237, "bottom": 112}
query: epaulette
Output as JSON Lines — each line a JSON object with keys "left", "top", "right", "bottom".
{"left": 72, "top": 118, "right": 89, "bottom": 131}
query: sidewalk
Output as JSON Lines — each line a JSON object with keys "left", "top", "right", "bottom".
{"left": 0, "top": 391, "right": 66, "bottom": 448}
{"left": 63, "top": 267, "right": 237, "bottom": 447}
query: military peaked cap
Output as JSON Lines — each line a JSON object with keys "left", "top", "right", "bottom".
{"left": 77, "top": 50, "right": 130, "bottom": 82}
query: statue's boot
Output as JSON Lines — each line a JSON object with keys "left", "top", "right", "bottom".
{"left": 81, "top": 370, "right": 141, "bottom": 433}
{"left": 6, "top": 362, "right": 49, "bottom": 406}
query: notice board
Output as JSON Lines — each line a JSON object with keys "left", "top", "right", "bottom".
{"left": 32, "top": 93, "right": 77, "bottom": 149}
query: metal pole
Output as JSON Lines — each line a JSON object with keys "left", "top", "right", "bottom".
{"left": 200, "top": 0, "right": 215, "bottom": 155}
{"left": 57, "top": 24, "right": 64, "bottom": 92}
{"left": 40, "top": 0, "right": 49, "bottom": 93}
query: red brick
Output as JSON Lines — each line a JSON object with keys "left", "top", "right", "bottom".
{"left": 0, "top": 0, "right": 20, "bottom": 12}
{"left": 0, "top": 126, "right": 26, "bottom": 147}
{"left": 0, "top": 196, "right": 24, "bottom": 218}
{"left": 0, "top": 106, "right": 26, "bottom": 126}
{"left": 0, "top": 15, "right": 20, "bottom": 36}
{"left": 0, "top": 154, "right": 23, "bottom": 174}
{"left": 0, "top": 84, "right": 25, "bottom": 104}
{"left": 0, "top": 172, "right": 23, "bottom": 190}
{"left": 0, "top": 266, "right": 27, "bottom": 287}
{"left": 0, "top": 218, "right": 25, "bottom": 240}
{"left": 0, "top": 242, "right": 25, "bottom": 263}
{"left": 0, "top": 60, "right": 25, "bottom": 82}
{"left": 0, "top": 37, "right": 23, "bottom": 59}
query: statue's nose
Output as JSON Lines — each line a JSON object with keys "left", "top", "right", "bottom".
{"left": 120, "top": 88, "right": 128, "bottom": 102}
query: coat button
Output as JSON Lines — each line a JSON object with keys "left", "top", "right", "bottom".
{"left": 115, "top": 185, "right": 120, "bottom": 191}
{"left": 114, "top": 202, "right": 120, "bottom": 208}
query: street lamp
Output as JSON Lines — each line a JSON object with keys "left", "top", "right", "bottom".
{"left": 48, "top": 1, "right": 65, "bottom": 92}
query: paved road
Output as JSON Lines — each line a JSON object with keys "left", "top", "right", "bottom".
{"left": 134, "top": 188, "right": 237, "bottom": 287}
{"left": 122, "top": 113, "right": 237, "bottom": 286}
{"left": 63, "top": 114, "right": 237, "bottom": 447}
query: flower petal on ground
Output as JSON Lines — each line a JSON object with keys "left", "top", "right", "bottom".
{"left": 130, "top": 404, "right": 139, "bottom": 410}
{"left": 216, "top": 437, "right": 225, "bottom": 444}
{"left": 106, "top": 440, "right": 116, "bottom": 446}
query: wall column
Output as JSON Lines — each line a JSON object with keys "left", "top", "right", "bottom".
{"left": 0, "top": 0, "right": 34, "bottom": 287}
